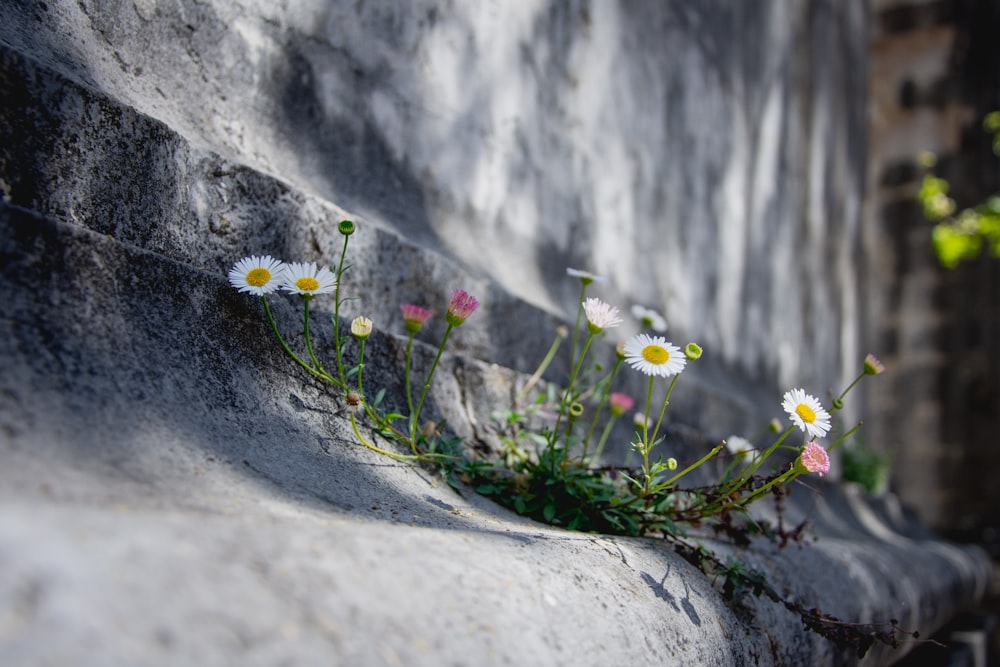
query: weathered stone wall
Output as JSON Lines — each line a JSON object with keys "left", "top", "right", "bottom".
{"left": 0, "top": 0, "right": 871, "bottom": 433}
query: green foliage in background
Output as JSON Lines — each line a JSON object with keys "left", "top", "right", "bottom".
{"left": 919, "top": 111, "right": 1000, "bottom": 268}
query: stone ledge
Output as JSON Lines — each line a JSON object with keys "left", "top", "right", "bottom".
{"left": 0, "top": 194, "right": 993, "bottom": 667}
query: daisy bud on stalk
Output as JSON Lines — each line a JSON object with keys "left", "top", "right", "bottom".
{"left": 351, "top": 316, "right": 373, "bottom": 340}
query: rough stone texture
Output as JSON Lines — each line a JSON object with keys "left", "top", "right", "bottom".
{"left": 0, "top": 0, "right": 872, "bottom": 427}
{"left": 0, "top": 1, "right": 994, "bottom": 665}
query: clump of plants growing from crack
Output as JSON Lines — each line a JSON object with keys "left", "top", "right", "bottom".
{"left": 227, "top": 219, "right": 920, "bottom": 658}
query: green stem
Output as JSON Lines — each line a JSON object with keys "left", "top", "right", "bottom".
{"left": 648, "top": 373, "right": 680, "bottom": 451}
{"left": 651, "top": 443, "right": 725, "bottom": 493}
{"left": 517, "top": 329, "right": 566, "bottom": 405}
{"left": 580, "top": 358, "right": 623, "bottom": 460}
{"left": 826, "top": 422, "right": 862, "bottom": 454}
{"left": 592, "top": 416, "right": 619, "bottom": 461}
{"left": 356, "top": 338, "right": 366, "bottom": 397}
{"left": 262, "top": 296, "right": 339, "bottom": 386}
{"left": 640, "top": 376, "right": 654, "bottom": 495}
{"left": 404, "top": 333, "right": 417, "bottom": 418}
{"left": 718, "top": 426, "right": 795, "bottom": 498}
{"left": 836, "top": 372, "right": 865, "bottom": 405}
{"left": 567, "top": 283, "right": 589, "bottom": 380}
{"left": 303, "top": 296, "right": 330, "bottom": 378}
{"left": 549, "top": 331, "right": 595, "bottom": 461}
{"left": 734, "top": 466, "right": 797, "bottom": 510}
{"left": 332, "top": 235, "right": 351, "bottom": 385}
{"left": 411, "top": 323, "right": 454, "bottom": 449}
{"left": 350, "top": 412, "right": 421, "bottom": 462}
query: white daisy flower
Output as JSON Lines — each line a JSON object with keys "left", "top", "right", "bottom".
{"left": 630, "top": 304, "right": 668, "bottom": 332}
{"left": 228, "top": 255, "right": 286, "bottom": 296}
{"left": 623, "top": 334, "right": 686, "bottom": 377}
{"left": 781, "top": 388, "right": 831, "bottom": 439}
{"left": 282, "top": 262, "right": 337, "bottom": 296}
{"left": 725, "top": 435, "right": 755, "bottom": 458}
{"left": 566, "top": 267, "right": 608, "bottom": 285}
{"left": 582, "top": 297, "right": 623, "bottom": 332}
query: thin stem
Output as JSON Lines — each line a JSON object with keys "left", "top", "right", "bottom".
{"left": 640, "top": 376, "right": 654, "bottom": 495}
{"left": 652, "top": 443, "right": 725, "bottom": 493}
{"left": 302, "top": 296, "right": 330, "bottom": 377}
{"left": 733, "top": 466, "right": 797, "bottom": 510}
{"left": 567, "top": 282, "right": 589, "bottom": 379}
{"left": 580, "top": 358, "right": 623, "bottom": 460}
{"left": 592, "top": 416, "right": 619, "bottom": 461}
{"left": 262, "top": 296, "right": 340, "bottom": 386}
{"left": 350, "top": 412, "right": 421, "bottom": 461}
{"left": 549, "top": 331, "right": 595, "bottom": 458}
{"left": 356, "top": 339, "right": 366, "bottom": 397}
{"left": 836, "top": 372, "right": 866, "bottom": 405}
{"left": 411, "top": 323, "right": 454, "bottom": 448}
{"left": 826, "top": 422, "right": 862, "bottom": 454}
{"left": 718, "top": 426, "right": 795, "bottom": 498}
{"left": 404, "top": 332, "right": 417, "bottom": 417}
{"left": 332, "top": 235, "right": 351, "bottom": 385}
{"left": 648, "top": 373, "right": 680, "bottom": 450}
{"left": 517, "top": 329, "right": 567, "bottom": 405}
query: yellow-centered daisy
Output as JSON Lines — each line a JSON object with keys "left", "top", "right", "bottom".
{"left": 781, "top": 388, "right": 831, "bottom": 439}
{"left": 228, "top": 255, "right": 286, "bottom": 295}
{"left": 623, "top": 334, "right": 686, "bottom": 378}
{"left": 282, "top": 261, "right": 337, "bottom": 297}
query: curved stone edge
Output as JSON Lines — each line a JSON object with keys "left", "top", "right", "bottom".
{"left": 0, "top": 195, "right": 993, "bottom": 667}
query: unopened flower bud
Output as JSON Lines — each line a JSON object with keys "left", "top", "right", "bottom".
{"left": 338, "top": 219, "right": 356, "bottom": 236}
{"left": 569, "top": 402, "right": 584, "bottom": 418}
{"left": 863, "top": 353, "right": 885, "bottom": 376}
{"left": 666, "top": 457, "right": 678, "bottom": 471}
{"left": 684, "top": 343, "right": 702, "bottom": 361}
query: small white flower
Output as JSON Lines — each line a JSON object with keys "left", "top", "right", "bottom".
{"left": 633, "top": 411, "right": 651, "bottom": 429}
{"left": 566, "top": 267, "right": 607, "bottom": 285}
{"left": 582, "top": 297, "right": 623, "bottom": 332}
{"left": 623, "top": 334, "right": 686, "bottom": 378}
{"left": 282, "top": 262, "right": 337, "bottom": 296}
{"left": 781, "top": 388, "right": 831, "bottom": 439}
{"left": 725, "top": 435, "right": 755, "bottom": 458}
{"left": 228, "top": 255, "right": 286, "bottom": 296}
{"left": 630, "top": 304, "right": 668, "bottom": 332}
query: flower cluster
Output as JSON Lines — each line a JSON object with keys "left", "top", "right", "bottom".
{"left": 227, "top": 233, "right": 895, "bottom": 656}
{"left": 228, "top": 256, "right": 338, "bottom": 297}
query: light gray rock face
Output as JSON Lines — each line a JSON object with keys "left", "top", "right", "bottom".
{"left": 0, "top": 0, "right": 870, "bottom": 422}
{"left": 0, "top": 2, "right": 992, "bottom": 666}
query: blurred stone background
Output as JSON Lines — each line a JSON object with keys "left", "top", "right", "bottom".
{"left": 867, "top": 0, "right": 1000, "bottom": 540}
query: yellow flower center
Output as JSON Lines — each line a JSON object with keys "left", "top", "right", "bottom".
{"left": 795, "top": 403, "right": 816, "bottom": 424}
{"left": 296, "top": 276, "right": 320, "bottom": 292}
{"left": 642, "top": 344, "right": 670, "bottom": 365}
{"left": 246, "top": 268, "right": 271, "bottom": 287}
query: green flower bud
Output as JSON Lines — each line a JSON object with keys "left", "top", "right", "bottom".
{"left": 684, "top": 342, "right": 703, "bottom": 360}
{"left": 338, "top": 219, "right": 356, "bottom": 236}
